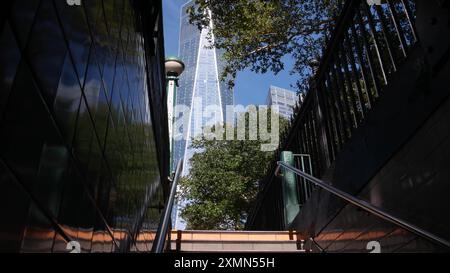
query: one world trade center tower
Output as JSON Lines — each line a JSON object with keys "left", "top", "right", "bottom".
{"left": 171, "top": 0, "right": 234, "bottom": 229}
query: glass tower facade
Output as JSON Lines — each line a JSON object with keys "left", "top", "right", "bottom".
{"left": 173, "top": 1, "right": 234, "bottom": 173}
{"left": 0, "top": 0, "right": 168, "bottom": 252}
{"left": 171, "top": 0, "right": 233, "bottom": 229}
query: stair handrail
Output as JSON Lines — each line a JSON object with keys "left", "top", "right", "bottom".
{"left": 276, "top": 161, "right": 450, "bottom": 249}
{"left": 153, "top": 159, "right": 183, "bottom": 253}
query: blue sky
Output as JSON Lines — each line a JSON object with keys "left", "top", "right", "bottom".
{"left": 162, "top": 0, "right": 298, "bottom": 106}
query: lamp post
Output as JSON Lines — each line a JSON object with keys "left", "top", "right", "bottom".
{"left": 165, "top": 57, "right": 185, "bottom": 173}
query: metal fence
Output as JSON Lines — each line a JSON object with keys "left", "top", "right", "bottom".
{"left": 248, "top": 0, "right": 419, "bottom": 228}
{"left": 283, "top": 0, "right": 417, "bottom": 203}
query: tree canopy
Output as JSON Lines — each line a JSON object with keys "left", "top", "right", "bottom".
{"left": 187, "top": 0, "right": 340, "bottom": 91}
{"left": 179, "top": 109, "right": 289, "bottom": 230}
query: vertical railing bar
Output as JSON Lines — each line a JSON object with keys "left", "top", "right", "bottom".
{"left": 310, "top": 112, "right": 320, "bottom": 190}
{"left": 331, "top": 61, "right": 352, "bottom": 139}
{"left": 326, "top": 70, "right": 347, "bottom": 146}
{"left": 320, "top": 32, "right": 338, "bottom": 162}
{"left": 300, "top": 123, "right": 308, "bottom": 170}
{"left": 297, "top": 131, "right": 307, "bottom": 202}
{"left": 328, "top": 90, "right": 340, "bottom": 157}
{"left": 291, "top": 146, "right": 297, "bottom": 202}
{"left": 313, "top": 110, "right": 324, "bottom": 177}
{"left": 340, "top": 48, "right": 362, "bottom": 126}
{"left": 306, "top": 118, "right": 314, "bottom": 175}
{"left": 386, "top": 0, "right": 408, "bottom": 57}
{"left": 300, "top": 129, "right": 309, "bottom": 201}
{"left": 307, "top": 154, "right": 312, "bottom": 175}
{"left": 298, "top": 157, "right": 304, "bottom": 206}
{"left": 328, "top": 92, "right": 340, "bottom": 158}
{"left": 307, "top": 155, "right": 314, "bottom": 189}
{"left": 323, "top": 82, "right": 339, "bottom": 160}
{"left": 300, "top": 154, "right": 307, "bottom": 203}
{"left": 307, "top": 158, "right": 313, "bottom": 198}
{"left": 324, "top": 73, "right": 343, "bottom": 151}
{"left": 294, "top": 155, "right": 300, "bottom": 205}
{"left": 305, "top": 111, "right": 321, "bottom": 190}
{"left": 343, "top": 31, "right": 369, "bottom": 116}
{"left": 304, "top": 145, "right": 313, "bottom": 198}
{"left": 350, "top": 19, "right": 379, "bottom": 104}
{"left": 304, "top": 114, "right": 315, "bottom": 179}
{"left": 372, "top": 4, "right": 399, "bottom": 71}
{"left": 335, "top": 50, "right": 358, "bottom": 129}
{"left": 307, "top": 112, "right": 319, "bottom": 186}
{"left": 312, "top": 110, "right": 323, "bottom": 187}
{"left": 359, "top": 7, "right": 389, "bottom": 85}
{"left": 400, "top": 0, "right": 418, "bottom": 42}
{"left": 310, "top": 109, "right": 323, "bottom": 177}
{"left": 314, "top": 79, "right": 334, "bottom": 170}
{"left": 300, "top": 126, "right": 308, "bottom": 161}
{"left": 292, "top": 142, "right": 302, "bottom": 205}
{"left": 297, "top": 131, "right": 304, "bottom": 158}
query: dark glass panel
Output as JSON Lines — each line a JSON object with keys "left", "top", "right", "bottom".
{"left": 53, "top": 54, "right": 83, "bottom": 146}
{"left": 96, "top": 160, "right": 114, "bottom": 223}
{"left": 94, "top": 84, "right": 111, "bottom": 149}
{"left": 32, "top": 144, "right": 69, "bottom": 219}
{"left": 0, "top": 162, "right": 31, "bottom": 252}
{"left": 83, "top": 53, "right": 102, "bottom": 119}
{"left": 72, "top": 96, "right": 95, "bottom": 175}
{"left": 0, "top": 22, "right": 21, "bottom": 122}
{"left": 84, "top": 0, "right": 109, "bottom": 78}
{"left": 86, "top": 133, "right": 102, "bottom": 197}
{"left": 8, "top": 0, "right": 40, "bottom": 50}
{"left": 26, "top": 0, "right": 67, "bottom": 106}
{"left": 57, "top": 161, "right": 95, "bottom": 253}
{"left": 0, "top": 61, "right": 64, "bottom": 189}
{"left": 53, "top": 0, "right": 91, "bottom": 85}
{"left": 0, "top": 0, "right": 166, "bottom": 253}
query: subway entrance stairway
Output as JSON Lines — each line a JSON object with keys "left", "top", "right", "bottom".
{"left": 2, "top": 0, "right": 450, "bottom": 254}
{"left": 154, "top": 0, "right": 450, "bottom": 253}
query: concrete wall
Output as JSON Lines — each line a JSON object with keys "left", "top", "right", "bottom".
{"left": 292, "top": 43, "right": 450, "bottom": 252}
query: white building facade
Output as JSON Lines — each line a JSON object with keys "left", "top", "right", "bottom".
{"left": 266, "top": 86, "right": 298, "bottom": 119}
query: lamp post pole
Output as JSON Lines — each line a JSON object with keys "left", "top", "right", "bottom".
{"left": 165, "top": 57, "right": 185, "bottom": 173}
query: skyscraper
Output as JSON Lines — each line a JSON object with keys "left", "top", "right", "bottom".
{"left": 173, "top": 0, "right": 234, "bottom": 174}
{"left": 266, "top": 86, "right": 299, "bottom": 119}
{"left": 171, "top": 0, "right": 234, "bottom": 229}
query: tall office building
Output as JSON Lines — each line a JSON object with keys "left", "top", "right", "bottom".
{"left": 266, "top": 86, "right": 299, "bottom": 119}
{"left": 173, "top": 1, "right": 234, "bottom": 172}
{"left": 171, "top": 0, "right": 234, "bottom": 229}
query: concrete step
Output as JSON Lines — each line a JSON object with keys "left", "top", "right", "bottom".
{"left": 169, "top": 230, "right": 310, "bottom": 252}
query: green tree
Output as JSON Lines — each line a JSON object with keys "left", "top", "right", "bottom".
{"left": 179, "top": 109, "right": 289, "bottom": 230}
{"left": 187, "top": 0, "right": 340, "bottom": 91}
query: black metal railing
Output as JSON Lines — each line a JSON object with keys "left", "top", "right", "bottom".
{"left": 275, "top": 161, "right": 450, "bottom": 249}
{"left": 152, "top": 159, "right": 183, "bottom": 253}
{"left": 247, "top": 0, "right": 419, "bottom": 230}
{"left": 282, "top": 0, "right": 417, "bottom": 202}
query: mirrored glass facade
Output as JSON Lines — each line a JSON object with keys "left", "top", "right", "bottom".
{"left": 0, "top": 0, "right": 168, "bottom": 253}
